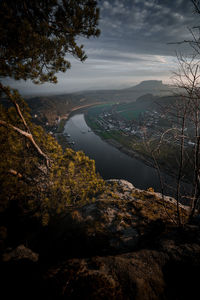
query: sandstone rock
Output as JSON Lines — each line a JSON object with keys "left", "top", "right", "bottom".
{"left": 37, "top": 179, "right": 189, "bottom": 261}
{"left": 46, "top": 240, "right": 200, "bottom": 300}
{"left": 107, "top": 179, "right": 134, "bottom": 191}
{"left": 2, "top": 245, "right": 39, "bottom": 262}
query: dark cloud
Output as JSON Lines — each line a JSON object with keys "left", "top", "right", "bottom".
{"left": 4, "top": 0, "right": 199, "bottom": 94}
{"left": 98, "top": 0, "right": 196, "bottom": 55}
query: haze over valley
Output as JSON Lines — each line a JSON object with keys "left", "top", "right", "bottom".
{"left": 25, "top": 80, "right": 175, "bottom": 126}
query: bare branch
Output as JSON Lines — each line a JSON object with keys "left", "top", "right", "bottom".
{"left": 0, "top": 82, "right": 50, "bottom": 167}
{"left": 0, "top": 119, "right": 50, "bottom": 166}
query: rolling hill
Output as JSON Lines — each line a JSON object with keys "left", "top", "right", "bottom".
{"left": 22, "top": 80, "right": 175, "bottom": 126}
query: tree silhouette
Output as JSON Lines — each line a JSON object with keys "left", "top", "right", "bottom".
{"left": 0, "top": 0, "right": 100, "bottom": 83}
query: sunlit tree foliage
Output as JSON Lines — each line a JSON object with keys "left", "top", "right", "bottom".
{"left": 0, "top": 0, "right": 102, "bottom": 227}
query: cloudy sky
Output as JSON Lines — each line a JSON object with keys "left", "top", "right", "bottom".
{"left": 5, "top": 0, "right": 198, "bottom": 95}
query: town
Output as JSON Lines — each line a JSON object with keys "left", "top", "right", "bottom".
{"left": 86, "top": 103, "right": 195, "bottom": 148}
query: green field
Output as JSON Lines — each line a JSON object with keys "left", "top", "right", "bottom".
{"left": 87, "top": 102, "right": 146, "bottom": 121}
{"left": 114, "top": 102, "right": 147, "bottom": 121}
{"left": 118, "top": 109, "right": 144, "bottom": 120}
{"left": 87, "top": 103, "right": 113, "bottom": 117}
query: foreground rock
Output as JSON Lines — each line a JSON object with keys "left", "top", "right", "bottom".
{"left": 34, "top": 180, "right": 188, "bottom": 260}
{"left": 1, "top": 180, "right": 199, "bottom": 300}
{"left": 46, "top": 237, "right": 200, "bottom": 300}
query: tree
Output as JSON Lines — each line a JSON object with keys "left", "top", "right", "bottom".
{"left": 147, "top": 65, "right": 198, "bottom": 225}
{"left": 0, "top": 0, "right": 100, "bottom": 83}
{"left": 0, "top": 0, "right": 102, "bottom": 227}
{"left": 165, "top": 1, "right": 200, "bottom": 222}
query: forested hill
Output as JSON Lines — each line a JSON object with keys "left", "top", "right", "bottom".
{"left": 26, "top": 93, "right": 95, "bottom": 126}
{"left": 74, "top": 80, "right": 175, "bottom": 102}
{"left": 134, "top": 93, "right": 178, "bottom": 110}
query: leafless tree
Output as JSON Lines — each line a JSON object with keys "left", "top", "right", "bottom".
{"left": 146, "top": 53, "right": 200, "bottom": 225}
{"left": 172, "top": 54, "right": 200, "bottom": 219}
{"left": 142, "top": 0, "right": 200, "bottom": 225}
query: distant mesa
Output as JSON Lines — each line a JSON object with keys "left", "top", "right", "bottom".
{"left": 138, "top": 80, "right": 163, "bottom": 86}
{"left": 126, "top": 80, "right": 165, "bottom": 91}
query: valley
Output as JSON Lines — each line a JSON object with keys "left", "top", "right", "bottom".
{"left": 25, "top": 80, "right": 192, "bottom": 187}
{"left": 25, "top": 80, "right": 174, "bottom": 130}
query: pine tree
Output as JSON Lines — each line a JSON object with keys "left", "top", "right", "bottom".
{"left": 0, "top": 0, "right": 100, "bottom": 83}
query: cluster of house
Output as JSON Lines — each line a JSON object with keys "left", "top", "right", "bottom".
{"left": 142, "top": 110, "right": 160, "bottom": 127}
{"left": 95, "top": 111, "right": 145, "bottom": 138}
{"left": 94, "top": 109, "right": 196, "bottom": 148}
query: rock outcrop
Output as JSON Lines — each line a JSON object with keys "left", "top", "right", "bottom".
{"left": 1, "top": 180, "right": 199, "bottom": 300}
{"left": 35, "top": 179, "right": 189, "bottom": 260}
{"left": 46, "top": 239, "right": 200, "bottom": 300}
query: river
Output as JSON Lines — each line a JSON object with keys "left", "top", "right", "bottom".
{"left": 64, "top": 113, "right": 176, "bottom": 194}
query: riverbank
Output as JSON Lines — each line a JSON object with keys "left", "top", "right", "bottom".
{"left": 84, "top": 113, "right": 192, "bottom": 190}
{"left": 84, "top": 115, "right": 169, "bottom": 176}
{"left": 103, "top": 138, "right": 180, "bottom": 182}
{"left": 106, "top": 138, "right": 154, "bottom": 168}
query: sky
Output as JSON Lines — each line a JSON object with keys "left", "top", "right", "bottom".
{"left": 4, "top": 0, "right": 198, "bottom": 95}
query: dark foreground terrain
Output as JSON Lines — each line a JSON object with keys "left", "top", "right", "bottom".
{"left": 1, "top": 180, "right": 200, "bottom": 300}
